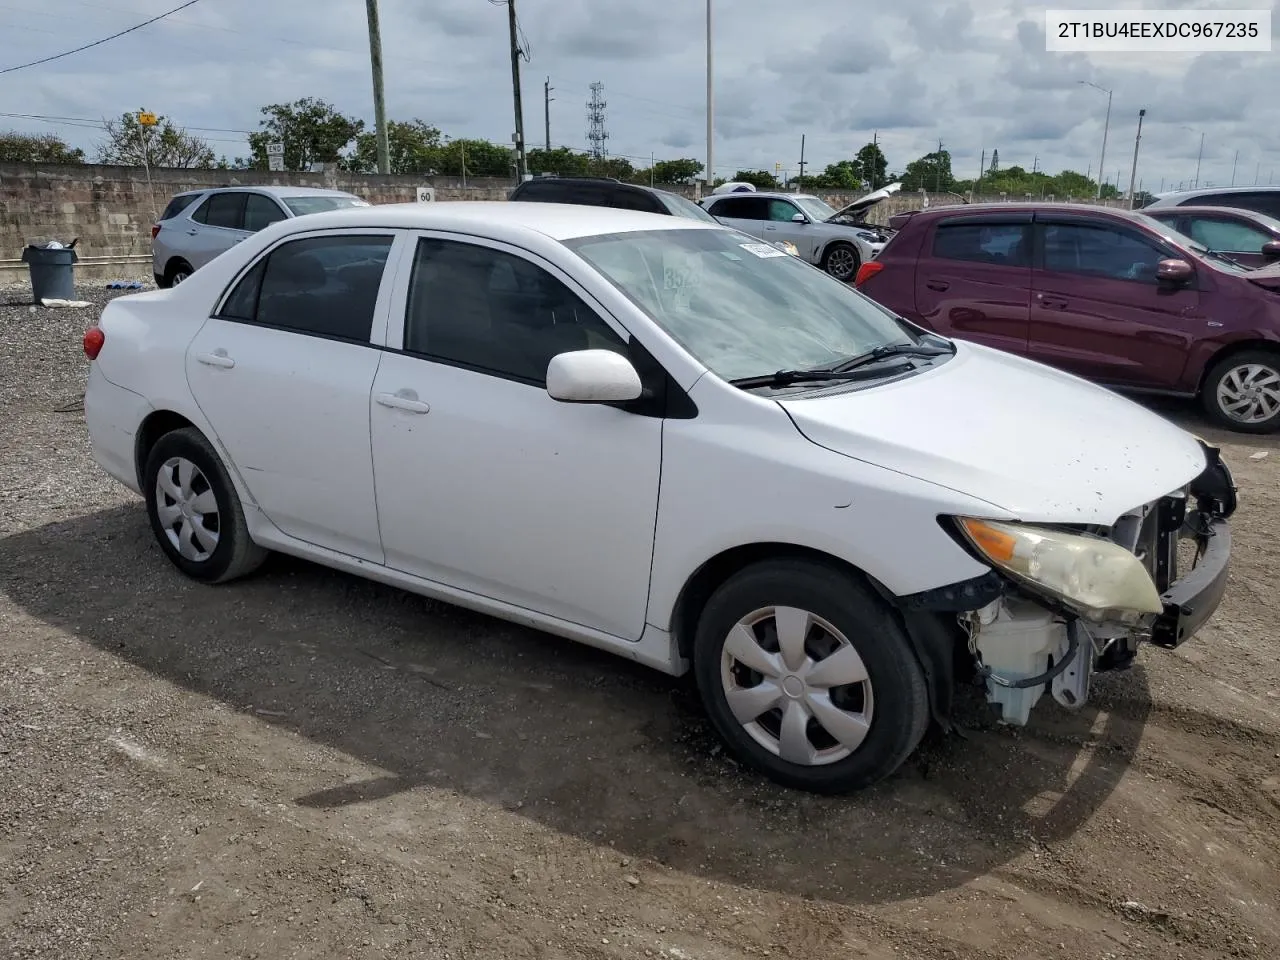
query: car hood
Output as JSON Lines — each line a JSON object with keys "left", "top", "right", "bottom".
{"left": 828, "top": 182, "right": 902, "bottom": 220}
{"left": 1247, "top": 260, "right": 1280, "bottom": 290}
{"left": 776, "top": 342, "right": 1206, "bottom": 525}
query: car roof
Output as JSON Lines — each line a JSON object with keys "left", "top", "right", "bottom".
{"left": 517, "top": 177, "right": 679, "bottom": 198}
{"left": 708, "top": 191, "right": 816, "bottom": 201}
{"left": 173, "top": 185, "right": 360, "bottom": 199}
{"left": 903, "top": 202, "right": 1151, "bottom": 221}
{"left": 264, "top": 199, "right": 721, "bottom": 241}
{"left": 1147, "top": 185, "right": 1280, "bottom": 206}
{"left": 1145, "top": 205, "right": 1270, "bottom": 218}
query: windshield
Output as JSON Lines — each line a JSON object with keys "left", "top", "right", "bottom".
{"left": 657, "top": 192, "right": 720, "bottom": 223}
{"left": 1134, "top": 213, "right": 1252, "bottom": 273}
{"left": 282, "top": 196, "right": 368, "bottom": 216}
{"left": 793, "top": 196, "right": 839, "bottom": 222}
{"left": 564, "top": 227, "right": 920, "bottom": 382}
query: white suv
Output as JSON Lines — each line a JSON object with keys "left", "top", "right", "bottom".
{"left": 151, "top": 185, "right": 368, "bottom": 287}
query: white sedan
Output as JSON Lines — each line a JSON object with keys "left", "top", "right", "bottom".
{"left": 83, "top": 201, "right": 1235, "bottom": 792}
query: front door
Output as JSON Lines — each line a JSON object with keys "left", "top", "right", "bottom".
{"left": 759, "top": 197, "right": 819, "bottom": 259}
{"left": 1029, "top": 218, "right": 1202, "bottom": 389}
{"left": 185, "top": 230, "right": 401, "bottom": 562}
{"left": 369, "top": 234, "right": 662, "bottom": 640}
{"left": 912, "top": 217, "right": 1033, "bottom": 355}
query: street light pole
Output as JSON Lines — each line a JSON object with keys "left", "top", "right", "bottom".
{"left": 1080, "top": 80, "right": 1112, "bottom": 200}
{"left": 1126, "top": 108, "right": 1145, "bottom": 209}
{"left": 364, "top": 0, "right": 390, "bottom": 174}
{"left": 705, "top": 0, "right": 714, "bottom": 191}
{"left": 1194, "top": 131, "right": 1204, "bottom": 188}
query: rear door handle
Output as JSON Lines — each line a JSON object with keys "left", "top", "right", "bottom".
{"left": 925, "top": 280, "right": 949, "bottom": 291}
{"left": 376, "top": 391, "right": 430, "bottom": 414}
{"left": 186, "top": 229, "right": 199, "bottom": 236}
{"left": 195, "top": 350, "right": 235, "bottom": 368}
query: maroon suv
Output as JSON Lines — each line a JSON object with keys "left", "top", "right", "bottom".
{"left": 856, "top": 203, "right": 1280, "bottom": 432}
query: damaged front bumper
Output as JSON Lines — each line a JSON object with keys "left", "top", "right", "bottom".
{"left": 912, "top": 440, "right": 1236, "bottom": 727}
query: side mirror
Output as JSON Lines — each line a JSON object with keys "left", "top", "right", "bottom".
{"left": 791, "top": 213, "right": 807, "bottom": 223}
{"left": 1156, "top": 258, "right": 1193, "bottom": 285}
{"left": 1262, "top": 240, "right": 1280, "bottom": 261}
{"left": 546, "top": 349, "right": 643, "bottom": 404}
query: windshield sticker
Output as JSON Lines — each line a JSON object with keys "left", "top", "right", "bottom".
{"left": 740, "top": 242, "right": 788, "bottom": 259}
{"left": 663, "top": 253, "right": 702, "bottom": 308}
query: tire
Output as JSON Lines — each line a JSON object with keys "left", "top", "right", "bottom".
{"left": 820, "top": 242, "right": 861, "bottom": 282}
{"left": 1201, "top": 349, "right": 1280, "bottom": 433}
{"left": 154, "top": 272, "right": 167, "bottom": 289}
{"left": 143, "top": 427, "right": 268, "bottom": 584}
{"left": 692, "top": 558, "right": 930, "bottom": 793}
{"left": 164, "top": 260, "right": 194, "bottom": 287}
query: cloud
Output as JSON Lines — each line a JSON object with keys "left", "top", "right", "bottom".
{"left": 0, "top": 0, "right": 1275, "bottom": 188}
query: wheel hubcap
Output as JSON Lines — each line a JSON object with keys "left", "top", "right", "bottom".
{"left": 155, "top": 456, "right": 220, "bottom": 561}
{"left": 720, "top": 605, "right": 874, "bottom": 767}
{"left": 1217, "top": 362, "right": 1280, "bottom": 424}
{"left": 827, "top": 248, "right": 858, "bottom": 280}
{"left": 173, "top": 271, "right": 189, "bottom": 285}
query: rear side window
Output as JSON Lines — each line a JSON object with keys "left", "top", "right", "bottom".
{"left": 931, "top": 222, "right": 1030, "bottom": 266}
{"left": 160, "top": 194, "right": 201, "bottom": 222}
{"left": 192, "top": 192, "right": 246, "bottom": 230}
{"left": 216, "top": 234, "right": 395, "bottom": 342}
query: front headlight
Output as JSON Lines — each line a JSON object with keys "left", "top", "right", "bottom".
{"left": 955, "top": 518, "right": 1163, "bottom": 623}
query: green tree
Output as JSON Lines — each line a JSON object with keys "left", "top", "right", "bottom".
{"left": 589, "top": 156, "right": 634, "bottom": 180}
{"left": 819, "top": 160, "right": 861, "bottom": 190}
{"left": 900, "top": 149, "right": 953, "bottom": 192}
{"left": 345, "top": 119, "right": 441, "bottom": 174}
{"left": 853, "top": 142, "right": 888, "bottom": 189}
{"left": 95, "top": 112, "right": 214, "bottom": 168}
{"left": 732, "top": 169, "right": 779, "bottom": 189}
{"left": 526, "top": 146, "right": 590, "bottom": 176}
{"left": 247, "top": 97, "right": 363, "bottom": 171}
{"left": 434, "top": 138, "right": 513, "bottom": 178}
{"left": 0, "top": 131, "right": 85, "bottom": 164}
{"left": 649, "top": 157, "right": 704, "bottom": 184}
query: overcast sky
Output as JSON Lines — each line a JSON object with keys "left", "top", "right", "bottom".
{"left": 2, "top": 0, "right": 1278, "bottom": 192}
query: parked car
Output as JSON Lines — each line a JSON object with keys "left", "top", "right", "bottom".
{"left": 1143, "top": 185, "right": 1280, "bottom": 219}
{"left": 700, "top": 184, "right": 901, "bottom": 282}
{"left": 856, "top": 203, "right": 1280, "bottom": 432}
{"left": 84, "top": 201, "right": 1234, "bottom": 793}
{"left": 1142, "top": 205, "right": 1280, "bottom": 268}
{"left": 151, "top": 186, "right": 369, "bottom": 287}
{"left": 510, "top": 175, "right": 800, "bottom": 256}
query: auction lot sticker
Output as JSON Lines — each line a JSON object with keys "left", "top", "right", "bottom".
{"left": 1046, "top": 9, "right": 1271, "bottom": 51}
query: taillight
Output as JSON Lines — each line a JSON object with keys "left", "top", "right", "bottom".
{"left": 855, "top": 261, "right": 884, "bottom": 287}
{"left": 151, "top": 224, "right": 161, "bottom": 240}
{"left": 83, "top": 326, "right": 105, "bottom": 360}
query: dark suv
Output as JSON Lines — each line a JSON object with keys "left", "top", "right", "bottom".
{"left": 855, "top": 203, "right": 1280, "bottom": 432}
{"left": 509, "top": 176, "right": 719, "bottom": 223}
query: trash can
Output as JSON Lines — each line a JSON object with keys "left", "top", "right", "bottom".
{"left": 21, "top": 240, "right": 79, "bottom": 302}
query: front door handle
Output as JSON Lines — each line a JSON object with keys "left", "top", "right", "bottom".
{"left": 186, "top": 229, "right": 199, "bottom": 236}
{"left": 925, "top": 280, "right": 949, "bottom": 291}
{"left": 195, "top": 350, "right": 235, "bottom": 369}
{"left": 1037, "top": 294, "right": 1069, "bottom": 309}
{"left": 375, "top": 391, "right": 430, "bottom": 414}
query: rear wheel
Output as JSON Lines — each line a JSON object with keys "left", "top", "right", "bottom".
{"left": 163, "top": 260, "right": 194, "bottom": 287}
{"left": 143, "top": 427, "right": 268, "bottom": 583}
{"left": 692, "top": 559, "right": 929, "bottom": 793}
{"left": 1201, "top": 349, "right": 1280, "bottom": 433}
{"left": 821, "top": 242, "right": 861, "bottom": 282}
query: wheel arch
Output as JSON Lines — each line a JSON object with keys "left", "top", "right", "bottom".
{"left": 164, "top": 256, "right": 195, "bottom": 280}
{"left": 133, "top": 409, "right": 201, "bottom": 490}
{"left": 1196, "top": 338, "right": 1280, "bottom": 395}
{"left": 818, "top": 236, "right": 860, "bottom": 262}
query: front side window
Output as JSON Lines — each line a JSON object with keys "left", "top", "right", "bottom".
{"left": 1185, "top": 217, "right": 1271, "bottom": 252}
{"left": 565, "top": 227, "right": 919, "bottom": 383}
{"left": 243, "top": 194, "right": 288, "bottom": 232}
{"left": 217, "top": 234, "right": 394, "bottom": 342}
{"left": 766, "top": 199, "right": 801, "bottom": 222}
{"left": 932, "top": 222, "right": 1030, "bottom": 266}
{"left": 610, "top": 188, "right": 662, "bottom": 213}
{"left": 1041, "top": 222, "right": 1167, "bottom": 281}
{"left": 403, "top": 238, "right": 628, "bottom": 384}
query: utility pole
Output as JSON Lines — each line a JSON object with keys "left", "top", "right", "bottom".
{"left": 364, "top": 0, "right": 390, "bottom": 174}
{"left": 1256, "top": 162, "right": 1261, "bottom": 185}
{"left": 936, "top": 138, "right": 944, "bottom": 193}
{"left": 1193, "top": 131, "right": 1204, "bottom": 189}
{"left": 543, "top": 77, "right": 553, "bottom": 153}
{"left": 796, "top": 134, "right": 806, "bottom": 190}
{"left": 507, "top": 0, "right": 526, "bottom": 180}
{"left": 870, "top": 129, "right": 878, "bottom": 189}
{"left": 1231, "top": 149, "right": 1238, "bottom": 186}
{"left": 1079, "top": 81, "right": 1112, "bottom": 201}
{"left": 975, "top": 148, "right": 985, "bottom": 200}
{"left": 705, "top": 0, "right": 714, "bottom": 189}
{"left": 1126, "top": 108, "right": 1145, "bottom": 209}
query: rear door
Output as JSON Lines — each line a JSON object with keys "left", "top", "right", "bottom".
{"left": 704, "top": 196, "right": 769, "bottom": 239}
{"left": 186, "top": 192, "right": 250, "bottom": 268}
{"left": 1028, "top": 214, "right": 1202, "bottom": 388}
{"left": 912, "top": 213, "right": 1033, "bottom": 355}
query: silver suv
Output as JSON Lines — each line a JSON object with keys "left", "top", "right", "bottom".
{"left": 700, "top": 184, "right": 900, "bottom": 282}
{"left": 151, "top": 185, "right": 369, "bottom": 287}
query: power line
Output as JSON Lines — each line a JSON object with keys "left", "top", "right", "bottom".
{"left": 0, "top": 0, "right": 203, "bottom": 75}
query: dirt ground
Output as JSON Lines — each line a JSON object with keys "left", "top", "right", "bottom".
{"left": 1, "top": 286, "right": 1278, "bottom": 960}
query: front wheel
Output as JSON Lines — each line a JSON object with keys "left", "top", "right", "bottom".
{"left": 821, "top": 242, "right": 861, "bottom": 282}
{"left": 1201, "top": 350, "right": 1280, "bottom": 433}
{"left": 692, "top": 559, "right": 930, "bottom": 793}
{"left": 143, "top": 427, "right": 268, "bottom": 583}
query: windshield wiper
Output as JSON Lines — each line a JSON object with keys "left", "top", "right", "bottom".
{"left": 728, "top": 368, "right": 896, "bottom": 389}
{"left": 1204, "top": 249, "right": 1245, "bottom": 267}
{"left": 827, "top": 340, "right": 954, "bottom": 373}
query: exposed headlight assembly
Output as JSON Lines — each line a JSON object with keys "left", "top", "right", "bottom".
{"left": 954, "top": 518, "right": 1163, "bottom": 624}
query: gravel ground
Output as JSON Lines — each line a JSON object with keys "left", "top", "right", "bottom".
{"left": 1, "top": 285, "right": 1278, "bottom": 960}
